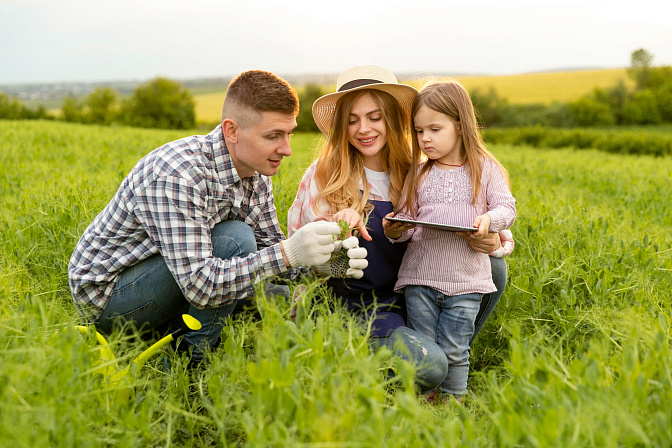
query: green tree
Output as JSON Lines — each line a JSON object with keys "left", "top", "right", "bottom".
{"left": 653, "top": 81, "right": 672, "bottom": 123}
{"left": 0, "top": 93, "right": 23, "bottom": 119}
{"left": 647, "top": 66, "right": 672, "bottom": 90}
{"left": 470, "top": 87, "right": 507, "bottom": 127}
{"left": 296, "top": 83, "right": 326, "bottom": 132}
{"left": 61, "top": 96, "right": 84, "bottom": 123}
{"left": 621, "top": 89, "right": 662, "bottom": 124}
{"left": 121, "top": 77, "right": 195, "bottom": 129}
{"left": 568, "top": 97, "right": 615, "bottom": 126}
{"left": 592, "top": 81, "right": 630, "bottom": 124}
{"left": 628, "top": 48, "right": 654, "bottom": 90}
{"left": 84, "top": 88, "right": 118, "bottom": 125}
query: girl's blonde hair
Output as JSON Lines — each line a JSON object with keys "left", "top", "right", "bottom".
{"left": 399, "top": 80, "right": 509, "bottom": 217}
{"left": 313, "top": 89, "right": 412, "bottom": 216}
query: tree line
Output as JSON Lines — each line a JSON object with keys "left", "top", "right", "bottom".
{"left": 0, "top": 77, "right": 323, "bottom": 132}
{"left": 0, "top": 77, "right": 196, "bottom": 130}
{"left": 472, "top": 49, "right": 672, "bottom": 128}
{"left": 1, "top": 49, "right": 669, "bottom": 131}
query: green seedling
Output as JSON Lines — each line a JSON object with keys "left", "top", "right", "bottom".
{"left": 73, "top": 314, "right": 201, "bottom": 405}
{"left": 327, "top": 219, "right": 357, "bottom": 278}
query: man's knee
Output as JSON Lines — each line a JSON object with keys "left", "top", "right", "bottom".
{"left": 211, "top": 220, "right": 257, "bottom": 259}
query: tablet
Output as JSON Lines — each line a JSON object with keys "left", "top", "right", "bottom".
{"left": 385, "top": 217, "right": 477, "bottom": 232}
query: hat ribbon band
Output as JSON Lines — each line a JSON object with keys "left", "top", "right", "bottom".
{"left": 338, "top": 79, "right": 383, "bottom": 92}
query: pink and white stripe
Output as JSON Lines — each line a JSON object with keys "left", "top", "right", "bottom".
{"left": 394, "top": 159, "right": 516, "bottom": 296}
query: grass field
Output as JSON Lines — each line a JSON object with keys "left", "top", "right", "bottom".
{"left": 194, "top": 68, "right": 632, "bottom": 124}
{"left": 1, "top": 120, "right": 671, "bottom": 446}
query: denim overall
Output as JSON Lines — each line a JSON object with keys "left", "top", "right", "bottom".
{"left": 327, "top": 200, "right": 407, "bottom": 338}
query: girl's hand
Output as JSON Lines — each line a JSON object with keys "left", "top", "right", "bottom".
{"left": 382, "top": 212, "right": 415, "bottom": 240}
{"left": 332, "top": 208, "right": 372, "bottom": 241}
{"left": 458, "top": 231, "right": 501, "bottom": 253}
{"left": 471, "top": 214, "right": 491, "bottom": 240}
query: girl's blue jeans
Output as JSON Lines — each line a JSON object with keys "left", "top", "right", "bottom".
{"left": 405, "top": 286, "right": 483, "bottom": 398}
{"left": 95, "top": 220, "right": 288, "bottom": 362}
{"left": 374, "top": 256, "right": 506, "bottom": 394}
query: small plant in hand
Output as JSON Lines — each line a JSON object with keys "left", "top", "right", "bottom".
{"left": 326, "top": 219, "right": 353, "bottom": 278}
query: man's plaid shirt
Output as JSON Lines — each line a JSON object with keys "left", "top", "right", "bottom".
{"left": 68, "top": 125, "right": 289, "bottom": 323}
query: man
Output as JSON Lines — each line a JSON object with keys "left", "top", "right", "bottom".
{"left": 68, "top": 70, "right": 365, "bottom": 363}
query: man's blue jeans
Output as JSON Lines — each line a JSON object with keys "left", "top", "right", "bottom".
{"left": 95, "top": 220, "right": 288, "bottom": 361}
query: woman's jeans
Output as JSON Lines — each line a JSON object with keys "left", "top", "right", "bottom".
{"left": 472, "top": 256, "right": 507, "bottom": 345}
{"left": 373, "top": 326, "right": 449, "bottom": 394}
{"left": 95, "top": 220, "right": 288, "bottom": 362}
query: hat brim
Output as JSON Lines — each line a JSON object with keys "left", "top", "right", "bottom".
{"left": 312, "top": 83, "right": 418, "bottom": 135}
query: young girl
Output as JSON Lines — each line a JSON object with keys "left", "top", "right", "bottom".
{"left": 383, "top": 80, "right": 516, "bottom": 402}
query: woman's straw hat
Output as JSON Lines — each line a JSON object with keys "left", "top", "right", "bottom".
{"left": 312, "top": 65, "right": 418, "bottom": 134}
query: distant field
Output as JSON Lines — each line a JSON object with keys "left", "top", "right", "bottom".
{"left": 193, "top": 68, "right": 632, "bottom": 123}
{"left": 448, "top": 68, "right": 632, "bottom": 104}
{"left": 194, "top": 91, "right": 228, "bottom": 124}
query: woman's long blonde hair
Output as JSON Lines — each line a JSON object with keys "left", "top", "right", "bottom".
{"left": 398, "top": 80, "right": 509, "bottom": 217}
{"left": 313, "top": 89, "right": 412, "bottom": 216}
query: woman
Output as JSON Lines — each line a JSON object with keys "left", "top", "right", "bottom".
{"left": 288, "top": 65, "right": 513, "bottom": 394}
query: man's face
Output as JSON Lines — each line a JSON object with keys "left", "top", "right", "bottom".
{"left": 231, "top": 112, "right": 297, "bottom": 178}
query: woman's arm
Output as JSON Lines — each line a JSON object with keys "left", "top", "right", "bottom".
{"left": 288, "top": 162, "right": 372, "bottom": 240}
{"left": 287, "top": 163, "right": 323, "bottom": 236}
{"left": 490, "top": 229, "right": 514, "bottom": 258}
{"left": 459, "top": 229, "right": 514, "bottom": 257}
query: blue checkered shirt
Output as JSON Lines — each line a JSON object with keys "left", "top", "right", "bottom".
{"left": 68, "top": 125, "right": 289, "bottom": 323}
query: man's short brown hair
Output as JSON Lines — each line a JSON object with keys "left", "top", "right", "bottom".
{"left": 222, "top": 70, "right": 299, "bottom": 125}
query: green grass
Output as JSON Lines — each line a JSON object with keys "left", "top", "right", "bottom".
{"left": 2, "top": 120, "right": 672, "bottom": 446}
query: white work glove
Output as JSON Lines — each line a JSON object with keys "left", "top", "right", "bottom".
{"left": 282, "top": 221, "right": 341, "bottom": 268}
{"left": 317, "top": 236, "right": 368, "bottom": 279}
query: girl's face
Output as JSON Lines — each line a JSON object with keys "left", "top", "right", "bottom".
{"left": 347, "top": 92, "right": 387, "bottom": 171}
{"left": 413, "top": 105, "right": 463, "bottom": 166}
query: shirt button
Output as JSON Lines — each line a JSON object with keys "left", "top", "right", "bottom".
{"left": 448, "top": 198, "right": 453, "bottom": 202}
{"left": 448, "top": 188, "right": 453, "bottom": 192}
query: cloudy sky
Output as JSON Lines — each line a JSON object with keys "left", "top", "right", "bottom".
{"left": 1, "top": 0, "right": 671, "bottom": 84}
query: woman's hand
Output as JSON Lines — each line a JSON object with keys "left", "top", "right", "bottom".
{"left": 382, "top": 212, "right": 415, "bottom": 240}
{"left": 458, "top": 230, "right": 501, "bottom": 254}
{"left": 331, "top": 208, "right": 372, "bottom": 241}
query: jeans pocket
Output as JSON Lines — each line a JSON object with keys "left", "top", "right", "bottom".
{"left": 105, "top": 301, "right": 169, "bottom": 332}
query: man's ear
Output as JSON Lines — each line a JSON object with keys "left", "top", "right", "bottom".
{"left": 222, "top": 118, "right": 239, "bottom": 143}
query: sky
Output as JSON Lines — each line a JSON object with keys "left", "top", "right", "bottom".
{"left": 1, "top": 0, "right": 671, "bottom": 85}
